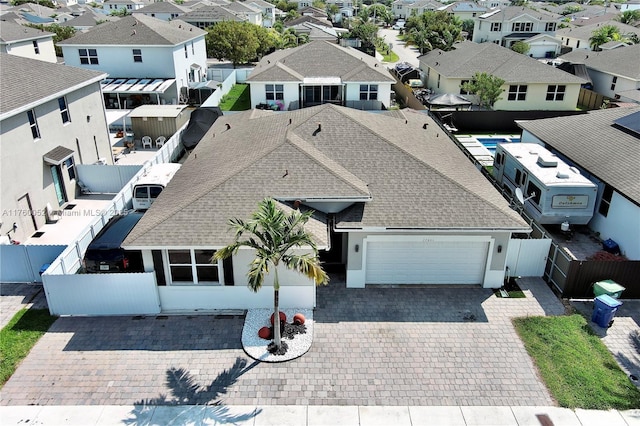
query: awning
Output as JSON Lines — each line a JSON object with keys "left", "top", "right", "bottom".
{"left": 190, "top": 63, "right": 202, "bottom": 69}
{"left": 43, "top": 146, "right": 74, "bottom": 165}
{"left": 101, "top": 78, "right": 176, "bottom": 94}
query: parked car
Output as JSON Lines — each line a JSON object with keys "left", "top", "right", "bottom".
{"left": 83, "top": 212, "right": 144, "bottom": 273}
{"left": 392, "top": 20, "right": 405, "bottom": 30}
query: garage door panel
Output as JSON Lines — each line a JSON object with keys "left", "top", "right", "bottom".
{"left": 365, "top": 240, "right": 488, "bottom": 285}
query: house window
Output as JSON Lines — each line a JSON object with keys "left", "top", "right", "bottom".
{"left": 508, "top": 85, "right": 527, "bottom": 101}
{"left": 184, "top": 44, "right": 188, "bottom": 58}
{"left": 132, "top": 49, "right": 142, "bottom": 62}
{"left": 576, "top": 40, "right": 580, "bottom": 48}
{"left": 171, "top": 13, "right": 178, "bottom": 18}
{"left": 167, "top": 249, "right": 220, "bottom": 284}
{"left": 495, "top": 152, "right": 504, "bottom": 167}
{"left": 79, "top": 48, "right": 98, "bottom": 65}
{"left": 265, "top": 84, "right": 284, "bottom": 100}
{"left": 359, "top": 84, "right": 378, "bottom": 100}
{"left": 491, "top": 22, "right": 501, "bottom": 31}
{"left": 598, "top": 184, "right": 613, "bottom": 217}
{"left": 512, "top": 22, "right": 533, "bottom": 32}
{"left": 27, "top": 109, "right": 40, "bottom": 139}
{"left": 64, "top": 157, "right": 76, "bottom": 180}
{"left": 610, "top": 76, "right": 617, "bottom": 91}
{"left": 126, "top": 4, "right": 132, "bottom": 8}
{"left": 33, "top": 40, "right": 40, "bottom": 54}
{"left": 437, "top": 74, "right": 441, "bottom": 88}
{"left": 58, "top": 96, "right": 71, "bottom": 123}
{"left": 546, "top": 85, "right": 566, "bottom": 101}
{"left": 191, "top": 41, "right": 194, "bottom": 54}
{"left": 545, "top": 22, "right": 556, "bottom": 31}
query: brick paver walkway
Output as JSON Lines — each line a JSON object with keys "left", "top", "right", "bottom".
{"left": 0, "top": 282, "right": 48, "bottom": 329}
{"left": 1, "top": 278, "right": 563, "bottom": 407}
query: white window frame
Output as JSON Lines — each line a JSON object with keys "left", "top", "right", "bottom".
{"left": 265, "top": 84, "right": 284, "bottom": 100}
{"left": 546, "top": 85, "right": 565, "bottom": 101}
{"left": 359, "top": 84, "right": 378, "bottom": 100}
{"left": 545, "top": 22, "right": 556, "bottom": 31}
{"left": 512, "top": 22, "right": 532, "bottom": 32}
{"left": 58, "top": 96, "right": 71, "bottom": 123}
{"left": 27, "top": 109, "right": 41, "bottom": 140}
{"left": 132, "top": 48, "right": 142, "bottom": 63}
{"left": 491, "top": 22, "right": 501, "bottom": 32}
{"left": 33, "top": 40, "right": 40, "bottom": 54}
{"left": 165, "top": 249, "right": 222, "bottom": 285}
{"left": 507, "top": 84, "right": 527, "bottom": 101}
{"left": 79, "top": 48, "right": 98, "bottom": 65}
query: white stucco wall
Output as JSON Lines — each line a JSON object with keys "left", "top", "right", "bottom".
{"left": 589, "top": 69, "right": 638, "bottom": 99}
{"left": 2, "top": 38, "right": 57, "bottom": 63}
{"left": 249, "top": 82, "right": 299, "bottom": 109}
{"left": 0, "top": 82, "right": 112, "bottom": 242}
{"left": 344, "top": 81, "right": 392, "bottom": 108}
{"left": 590, "top": 191, "right": 640, "bottom": 260}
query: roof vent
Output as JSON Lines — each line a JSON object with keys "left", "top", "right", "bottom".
{"left": 556, "top": 171, "right": 569, "bottom": 179}
{"left": 569, "top": 166, "right": 580, "bottom": 174}
{"left": 537, "top": 155, "right": 558, "bottom": 167}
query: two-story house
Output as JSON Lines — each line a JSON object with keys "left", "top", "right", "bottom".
{"left": 392, "top": 0, "right": 443, "bottom": 20}
{"left": 59, "top": 15, "right": 208, "bottom": 108}
{"left": 438, "top": 2, "right": 488, "bottom": 21}
{"left": 419, "top": 41, "right": 586, "bottom": 110}
{"left": 0, "top": 53, "right": 112, "bottom": 243}
{"left": 103, "top": 0, "right": 146, "bottom": 14}
{"left": 132, "top": 2, "right": 189, "bottom": 22}
{"left": 178, "top": 6, "right": 246, "bottom": 29}
{"left": 246, "top": 40, "right": 395, "bottom": 111}
{"left": 245, "top": 0, "right": 277, "bottom": 27}
{"left": 0, "top": 21, "right": 57, "bottom": 63}
{"left": 473, "top": 6, "right": 561, "bottom": 55}
{"left": 558, "top": 44, "right": 640, "bottom": 104}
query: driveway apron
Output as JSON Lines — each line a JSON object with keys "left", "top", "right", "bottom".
{"left": 0, "top": 277, "right": 561, "bottom": 407}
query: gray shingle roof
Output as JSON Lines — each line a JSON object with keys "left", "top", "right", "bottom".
{"left": 123, "top": 104, "right": 529, "bottom": 248}
{"left": 517, "top": 106, "right": 640, "bottom": 205}
{"left": 559, "top": 44, "right": 640, "bottom": 80}
{"left": 555, "top": 20, "right": 640, "bottom": 40}
{"left": 0, "top": 52, "right": 106, "bottom": 119}
{"left": 420, "top": 41, "right": 587, "bottom": 83}
{"left": 0, "top": 21, "right": 54, "bottom": 43}
{"left": 246, "top": 41, "right": 395, "bottom": 83}
{"left": 179, "top": 6, "right": 245, "bottom": 22}
{"left": 58, "top": 15, "right": 205, "bottom": 46}
{"left": 478, "top": 5, "right": 560, "bottom": 21}
{"left": 132, "top": 2, "right": 189, "bottom": 13}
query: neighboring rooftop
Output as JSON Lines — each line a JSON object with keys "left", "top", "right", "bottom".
{"left": 559, "top": 44, "right": 640, "bottom": 80}
{"left": 420, "top": 41, "right": 586, "bottom": 84}
{"left": 0, "top": 20, "right": 53, "bottom": 43}
{"left": 0, "top": 52, "right": 106, "bottom": 119}
{"left": 517, "top": 106, "right": 640, "bottom": 205}
{"left": 58, "top": 14, "right": 206, "bottom": 46}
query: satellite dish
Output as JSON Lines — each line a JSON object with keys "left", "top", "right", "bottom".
{"left": 515, "top": 187, "right": 535, "bottom": 204}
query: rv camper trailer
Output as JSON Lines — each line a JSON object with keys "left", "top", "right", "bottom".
{"left": 493, "top": 143, "right": 597, "bottom": 225}
{"left": 132, "top": 163, "right": 181, "bottom": 211}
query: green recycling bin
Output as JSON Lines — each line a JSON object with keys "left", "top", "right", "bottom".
{"left": 593, "top": 279, "right": 625, "bottom": 299}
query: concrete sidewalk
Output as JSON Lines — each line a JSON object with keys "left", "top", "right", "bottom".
{"left": 2, "top": 404, "right": 639, "bottom": 426}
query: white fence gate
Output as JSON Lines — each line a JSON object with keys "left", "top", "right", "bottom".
{"left": 506, "top": 238, "right": 552, "bottom": 277}
{"left": 0, "top": 245, "right": 65, "bottom": 283}
{"left": 76, "top": 165, "right": 142, "bottom": 194}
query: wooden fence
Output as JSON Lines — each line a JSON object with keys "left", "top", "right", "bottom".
{"left": 578, "top": 88, "right": 614, "bottom": 110}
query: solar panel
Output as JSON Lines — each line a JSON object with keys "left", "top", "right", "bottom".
{"left": 613, "top": 111, "right": 640, "bottom": 137}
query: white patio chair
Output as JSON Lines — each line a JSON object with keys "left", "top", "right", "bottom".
{"left": 142, "top": 136, "right": 153, "bottom": 149}
{"left": 155, "top": 136, "right": 166, "bottom": 148}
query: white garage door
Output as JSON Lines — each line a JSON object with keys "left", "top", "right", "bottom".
{"left": 365, "top": 240, "right": 489, "bottom": 285}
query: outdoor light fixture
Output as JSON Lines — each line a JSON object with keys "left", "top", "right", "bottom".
{"left": 86, "top": 115, "right": 91, "bottom": 123}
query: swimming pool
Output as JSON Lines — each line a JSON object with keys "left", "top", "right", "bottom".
{"left": 476, "top": 137, "right": 520, "bottom": 154}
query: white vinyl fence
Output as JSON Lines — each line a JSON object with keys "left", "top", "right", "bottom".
{"left": 41, "top": 131, "right": 185, "bottom": 315}
{"left": 44, "top": 272, "right": 160, "bottom": 316}
{"left": 505, "top": 238, "right": 552, "bottom": 277}
{"left": 0, "top": 245, "right": 65, "bottom": 283}
{"left": 76, "top": 164, "right": 142, "bottom": 194}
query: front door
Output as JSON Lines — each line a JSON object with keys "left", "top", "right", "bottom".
{"left": 50, "top": 165, "right": 67, "bottom": 206}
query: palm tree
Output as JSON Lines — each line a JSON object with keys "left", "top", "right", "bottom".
{"left": 213, "top": 198, "right": 329, "bottom": 352}
{"left": 589, "top": 25, "right": 631, "bottom": 51}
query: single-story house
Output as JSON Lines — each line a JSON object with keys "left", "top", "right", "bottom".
{"left": 122, "top": 104, "right": 530, "bottom": 311}
{"left": 517, "top": 106, "right": 640, "bottom": 260}
{"left": 246, "top": 40, "right": 395, "bottom": 111}
{"left": 419, "top": 41, "right": 587, "bottom": 110}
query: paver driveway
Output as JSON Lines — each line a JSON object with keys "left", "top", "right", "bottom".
{"left": 0, "top": 277, "right": 564, "bottom": 407}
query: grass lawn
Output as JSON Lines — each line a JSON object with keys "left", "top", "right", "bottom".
{"left": 378, "top": 48, "right": 399, "bottom": 63}
{"left": 514, "top": 314, "right": 640, "bottom": 409}
{"left": 1, "top": 308, "right": 57, "bottom": 387}
{"left": 218, "top": 84, "right": 251, "bottom": 111}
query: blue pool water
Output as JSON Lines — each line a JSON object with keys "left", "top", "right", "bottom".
{"left": 477, "top": 137, "right": 520, "bottom": 155}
